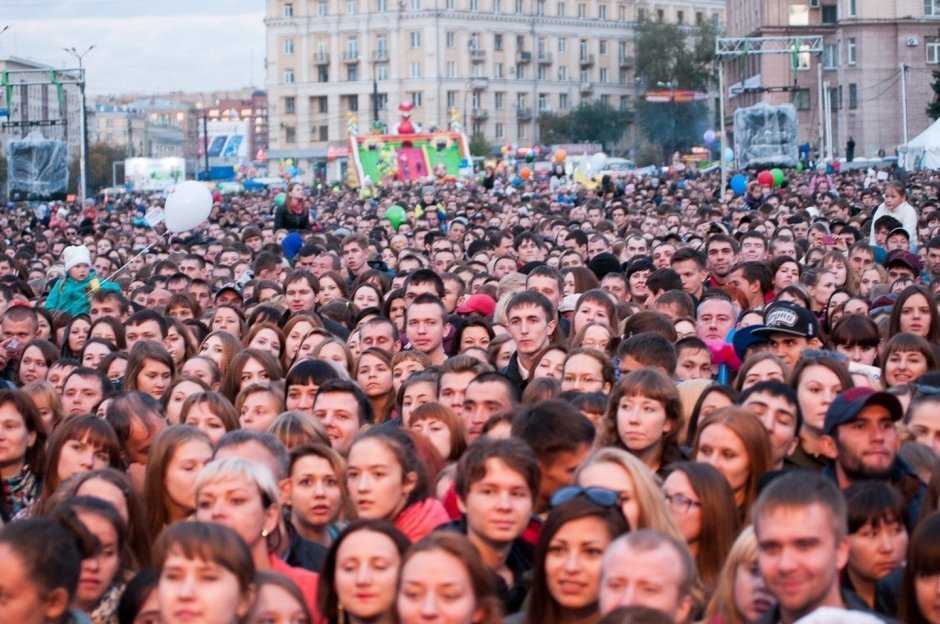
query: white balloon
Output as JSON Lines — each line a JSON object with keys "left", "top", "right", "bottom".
{"left": 164, "top": 181, "right": 212, "bottom": 233}
{"left": 590, "top": 152, "right": 608, "bottom": 172}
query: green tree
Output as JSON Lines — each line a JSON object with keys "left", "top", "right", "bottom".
{"left": 634, "top": 19, "right": 718, "bottom": 162}
{"left": 927, "top": 69, "right": 940, "bottom": 120}
{"left": 468, "top": 132, "right": 492, "bottom": 157}
{"left": 537, "top": 102, "right": 632, "bottom": 151}
{"left": 69, "top": 142, "right": 127, "bottom": 195}
{"left": 0, "top": 153, "right": 7, "bottom": 200}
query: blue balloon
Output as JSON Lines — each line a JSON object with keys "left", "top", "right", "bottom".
{"left": 724, "top": 147, "right": 735, "bottom": 164}
{"left": 730, "top": 174, "right": 748, "bottom": 196}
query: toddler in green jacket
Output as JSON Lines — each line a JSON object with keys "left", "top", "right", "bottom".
{"left": 45, "top": 245, "right": 121, "bottom": 317}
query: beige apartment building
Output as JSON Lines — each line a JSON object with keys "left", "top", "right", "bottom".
{"left": 725, "top": 0, "right": 940, "bottom": 161}
{"left": 264, "top": 0, "right": 724, "bottom": 179}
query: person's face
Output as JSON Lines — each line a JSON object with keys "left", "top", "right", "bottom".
{"left": 907, "top": 399, "right": 940, "bottom": 456}
{"left": 768, "top": 335, "right": 812, "bottom": 370}
{"left": 238, "top": 391, "right": 280, "bottom": 431}
{"left": 438, "top": 370, "right": 476, "bottom": 414}
{"left": 460, "top": 458, "right": 533, "bottom": 545}
{"left": 410, "top": 416, "right": 453, "bottom": 459}
{"left": 63, "top": 374, "right": 104, "bottom": 415}
{"left": 733, "top": 554, "right": 775, "bottom": 623}
{"left": 516, "top": 239, "right": 541, "bottom": 263}
{"left": 652, "top": 244, "right": 675, "bottom": 269}
{"left": 579, "top": 325, "right": 612, "bottom": 353}
{"left": 318, "top": 277, "right": 342, "bottom": 306}
{"left": 662, "top": 469, "right": 703, "bottom": 545}
{"left": 126, "top": 320, "right": 163, "bottom": 352}
{"left": 888, "top": 265, "right": 916, "bottom": 284}
{"left": 360, "top": 323, "right": 398, "bottom": 354}
{"left": 527, "top": 276, "right": 562, "bottom": 309}
{"left": 830, "top": 405, "right": 899, "bottom": 481}
{"left": 675, "top": 348, "right": 713, "bottom": 381}
{"left": 744, "top": 391, "right": 799, "bottom": 469}
{"left": 0, "top": 544, "right": 73, "bottom": 622}
{"left": 212, "top": 308, "right": 242, "bottom": 338}
{"left": 796, "top": 365, "right": 844, "bottom": 434}
{"left": 706, "top": 241, "right": 737, "bottom": 277}
{"left": 343, "top": 243, "right": 368, "bottom": 275}
{"left": 495, "top": 340, "right": 515, "bottom": 369}
{"left": 808, "top": 273, "right": 837, "bottom": 309}
{"left": 183, "top": 403, "right": 228, "bottom": 447}
{"left": 0, "top": 402, "right": 35, "bottom": 475}
{"left": 285, "top": 321, "right": 314, "bottom": 362}
{"left": 357, "top": 353, "right": 393, "bottom": 398}
{"left": 625, "top": 237, "right": 648, "bottom": 258}
{"left": 578, "top": 461, "right": 639, "bottom": 531}
{"left": 573, "top": 300, "right": 611, "bottom": 335}
{"left": 462, "top": 380, "right": 513, "bottom": 443}
{"left": 561, "top": 353, "right": 609, "bottom": 394}
{"left": 847, "top": 515, "right": 907, "bottom": 590}
{"left": 198, "top": 336, "right": 227, "bottom": 367}
{"left": 397, "top": 549, "right": 480, "bottom": 624}
{"left": 774, "top": 262, "right": 800, "bottom": 292}
{"left": 67, "top": 319, "right": 91, "bottom": 352}
{"left": 885, "top": 349, "right": 929, "bottom": 387}
{"left": 695, "top": 299, "right": 735, "bottom": 342}
{"left": 354, "top": 286, "right": 382, "bottom": 310}
{"left": 196, "top": 474, "right": 278, "bottom": 551}
{"left": 915, "top": 569, "right": 940, "bottom": 624}
{"left": 18, "top": 345, "right": 48, "bottom": 385}
{"left": 544, "top": 515, "right": 613, "bottom": 611}
{"left": 627, "top": 270, "right": 650, "bottom": 299}
{"left": 695, "top": 423, "right": 751, "bottom": 506}
{"left": 756, "top": 503, "right": 849, "bottom": 621}
{"left": 740, "top": 238, "right": 766, "bottom": 262}
{"left": 137, "top": 358, "right": 172, "bottom": 400}
{"left": 507, "top": 304, "right": 556, "bottom": 358}
{"left": 400, "top": 381, "right": 436, "bottom": 427}
{"left": 289, "top": 454, "right": 343, "bottom": 533}
{"left": 158, "top": 550, "right": 250, "bottom": 624}
{"left": 285, "top": 278, "right": 317, "bottom": 313}
{"left": 850, "top": 250, "right": 875, "bottom": 274}
{"left": 348, "top": 437, "right": 413, "bottom": 521}
{"left": 900, "top": 292, "right": 932, "bottom": 337}
{"left": 57, "top": 435, "right": 110, "bottom": 483}
{"left": 250, "top": 583, "right": 308, "bottom": 624}
{"left": 334, "top": 530, "right": 402, "bottom": 620}
{"left": 672, "top": 259, "right": 706, "bottom": 297}
{"left": 884, "top": 187, "right": 904, "bottom": 209}
{"left": 599, "top": 541, "right": 692, "bottom": 622}
{"left": 616, "top": 393, "right": 670, "bottom": 461}
{"left": 313, "top": 391, "right": 363, "bottom": 455}
{"left": 600, "top": 276, "right": 627, "bottom": 303}
{"left": 458, "top": 326, "right": 490, "bottom": 352}
{"left": 75, "top": 511, "right": 121, "bottom": 611}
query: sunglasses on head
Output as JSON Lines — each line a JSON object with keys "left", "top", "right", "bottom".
{"left": 549, "top": 486, "right": 620, "bottom": 509}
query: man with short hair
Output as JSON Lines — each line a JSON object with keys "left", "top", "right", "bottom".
{"left": 601, "top": 273, "right": 629, "bottom": 304}
{"left": 404, "top": 294, "right": 450, "bottom": 365}
{"left": 739, "top": 231, "right": 768, "bottom": 262}
{"left": 359, "top": 317, "right": 401, "bottom": 354}
{"left": 502, "top": 291, "right": 558, "bottom": 385}
{"left": 617, "top": 333, "right": 677, "bottom": 377}
{"left": 726, "top": 261, "right": 773, "bottom": 309}
{"left": 599, "top": 530, "right": 696, "bottom": 623}
{"left": 674, "top": 336, "right": 713, "bottom": 381}
{"left": 438, "top": 355, "right": 492, "bottom": 414}
{"left": 695, "top": 297, "right": 736, "bottom": 343}
{"left": 125, "top": 310, "right": 169, "bottom": 352}
{"left": 525, "top": 266, "right": 564, "bottom": 311}
{"left": 704, "top": 235, "right": 739, "bottom": 286}
{"left": 848, "top": 243, "right": 876, "bottom": 275}
{"left": 62, "top": 367, "right": 111, "bottom": 415}
{"left": 751, "top": 302, "right": 823, "bottom": 369}
{"left": 341, "top": 234, "right": 370, "bottom": 280}
{"left": 885, "top": 250, "right": 922, "bottom": 284}
{"left": 311, "top": 379, "right": 373, "bottom": 455}
{"left": 670, "top": 248, "right": 707, "bottom": 301}
{"left": 741, "top": 380, "right": 801, "bottom": 470}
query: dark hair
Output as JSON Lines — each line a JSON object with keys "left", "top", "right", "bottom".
{"left": 881, "top": 333, "right": 938, "bottom": 386}
{"left": 512, "top": 399, "right": 595, "bottom": 460}
{"left": 351, "top": 426, "right": 430, "bottom": 510}
{"left": 506, "top": 290, "right": 557, "bottom": 323}
{"left": 900, "top": 512, "right": 940, "bottom": 623}
{"left": 455, "top": 437, "right": 540, "bottom": 502}
{"left": 0, "top": 388, "right": 47, "bottom": 482}
{"left": 889, "top": 285, "right": 940, "bottom": 345}
{"left": 316, "top": 520, "right": 411, "bottom": 624}
{"left": 315, "top": 378, "right": 374, "bottom": 425}
{"left": 41, "top": 415, "right": 122, "bottom": 504}
{"left": 845, "top": 480, "right": 908, "bottom": 536}
{"left": 830, "top": 314, "right": 880, "bottom": 348}
{"left": 617, "top": 332, "right": 678, "bottom": 376}
{"left": 740, "top": 379, "right": 802, "bottom": 436}
{"left": 153, "top": 521, "right": 255, "bottom": 594}
{"left": 754, "top": 471, "right": 847, "bottom": 540}
{"left": 116, "top": 567, "right": 159, "bottom": 624}
{"left": 525, "top": 497, "right": 630, "bottom": 624}
{"left": 51, "top": 495, "right": 130, "bottom": 579}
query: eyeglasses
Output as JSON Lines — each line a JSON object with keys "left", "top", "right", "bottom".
{"left": 802, "top": 349, "right": 849, "bottom": 363}
{"left": 663, "top": 493, "right": 702, "bottom": 514}
{"left": 550, "top": 486, "right": 619, "bottom": 509}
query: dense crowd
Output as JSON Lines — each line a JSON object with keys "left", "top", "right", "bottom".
{"left": 2, "top": 163, "right": 940, "bottom": 624}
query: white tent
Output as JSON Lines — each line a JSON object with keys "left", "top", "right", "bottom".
{"left": 899, "top": 118, "right": 940, "bottom": 170}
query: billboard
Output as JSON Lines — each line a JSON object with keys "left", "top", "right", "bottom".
{"left": 203, "top": 119, "right": 250, "bottom": 161}
{"left": 125, "top": 157, "right": 186, "bottom": 191}
{"left": 734, "top": 102, "right": 799, "bottom": 168}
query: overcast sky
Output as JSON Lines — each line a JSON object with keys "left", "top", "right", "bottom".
{"left": 2, "top": 0, "right": 266, "bottom": 96}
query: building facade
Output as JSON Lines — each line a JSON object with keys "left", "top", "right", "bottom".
{"left": 724, "top": 0, "right": 940, "bottom": 160}
{"left": 264, "top": 0, "right": 724, "bottom": 180}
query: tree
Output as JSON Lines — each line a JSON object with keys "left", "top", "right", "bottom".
{"left": 634, "top": 19, "right": 718, "bottom": 162}
{"left": 69, "top": 142, "right": 127, "bottom": 195}
{"left": 468, "top": 132, "right": 492, "bottom": 157}
{"left": 927, "top": 69, "right": 940, "bottom": 120}
{"left": 0, "top": 153, "right": 7, "bottom": 200}
{"left": 537, "top": 102, "right": 632, "bottom": 151}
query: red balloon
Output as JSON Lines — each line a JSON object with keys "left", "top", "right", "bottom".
{"left": 757, "top": 171, "right": 774, "bottom": 186}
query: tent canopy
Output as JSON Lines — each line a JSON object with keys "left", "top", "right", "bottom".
{"left": 899, "top": 118, "right": 940, "bottom": 170}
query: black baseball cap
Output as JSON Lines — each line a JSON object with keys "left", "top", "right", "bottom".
{"left": 751, "top": 302, "right": 820, "bottom": 339}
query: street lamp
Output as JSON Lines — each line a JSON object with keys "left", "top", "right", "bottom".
{"left": 63, "top": 44, "right": 95, "bottom": 202}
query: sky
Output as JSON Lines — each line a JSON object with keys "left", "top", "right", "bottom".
{"left": 2, "top": 0, "right": 266, "bottom": 96}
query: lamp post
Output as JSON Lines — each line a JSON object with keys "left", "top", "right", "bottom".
{"left": 63, "top": 44, "right": 95, "bottom": 202}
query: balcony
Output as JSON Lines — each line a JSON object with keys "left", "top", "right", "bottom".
{"left": 313, "top": 52, "right": 330, "bottom": 65}
{"left": 579, "top": 53, "right": 595, "bottom": 67}
{"left": 537, "top": 52, "right": 553, "bottom": 64}
{"left": 342, "top": 51, "right": 360, "bottom": 63}
{"left": 618, "top": 55, "right": 632, "bottom": 68}
{"left": 373, "top": 49, "right": 388, "bottom": 62}
{"left": 516, "top": 107, "right": 533, "bottom": 121}
{"left": 516, "top": 50, "right": 532, "bottom": 64}
{"left": 580, "top": 81, "right": 594, "bottom": 93}
{"left": 470, "top": 78, "right": 489, "bottom": 90}
{"left": 470, "top": 48, "right": 486, "bottom": 61}
{"left": 471, "top": 108, "right": 489, "bottom": 120}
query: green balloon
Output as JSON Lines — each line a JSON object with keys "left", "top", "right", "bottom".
{"left": 770, "top": 168, "right": 785, "bottom": 187}
{"left": 385, "top": 204, "right": 407, "bottom": 231}
{"left": 274, "top": 192, "right": 287, "bottom": 207}
{"left": 796, "top": 162, "right": 804, "bottom": 172}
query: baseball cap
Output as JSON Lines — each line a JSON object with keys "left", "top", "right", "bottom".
{"left": 732, "top": 325, "right": 769, "bottom": 361}
{"left": 558, "top": 294, "right": 580, "bottom": 313}
{"left": 885, "top": 249, "right": 923, "bottom": 274}
{"left": 751, "top": 302, "right": 820, "bottom": 339}
{"left": 887, "top": 227, "right": 910, "bottom": 242}
{"left": 456, "top": 294, "right": 496, "bottom": 317}
{"left": 823, "top": 387, "right": 902, "bottom": 436}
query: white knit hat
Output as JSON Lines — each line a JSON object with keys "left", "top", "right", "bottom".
{"left": 63, "top": 245, "right": 92, "bottom": 272}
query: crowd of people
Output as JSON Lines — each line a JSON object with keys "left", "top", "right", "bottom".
{"left": 2, "top": 163, "right": 940, "bottom": 624}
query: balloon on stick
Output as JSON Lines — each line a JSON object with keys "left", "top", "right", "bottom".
{"left": 730, "top": 174, "right": 747, "bottom": 195}
{"left": 164, "top": 181, "right": 212, "bottom": 233}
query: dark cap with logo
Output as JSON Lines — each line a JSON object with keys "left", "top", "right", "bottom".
{"left": 751, "top": 301, "right": 820, "bottom": 339}
{"left": 885, "top": 249, "right": 923, "bottom": 274}
{"left": 823, "top": 387, "right": 903, "bottom": 436}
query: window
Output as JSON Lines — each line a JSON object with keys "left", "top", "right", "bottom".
{"left": 347, "top": 95, "right": 359, "bottom": 111}
{"left": 517, "top": 92, "right": 527, "bottom": 107}
{"left": 600, "top": 67, "right": 608, "bottom": 82}
{"left": 377, "top": 0, "right": 387, "bottom": 10}
{"left": 285, "top": 96, "right": 296, "bottom": 114}
{"left": 376, "top": 64, "right": 389, "bottom": 79}
{"left": 447, "top": 91, "right": 457, "bottom": 107}
{"left": 619, "top": 68, "right": 628, "bottom": 83}
{"left": 410, "top": 32, "right": 421, "bottom": 47}
{"left": 849, "top": 0, "right": 856, "bottom": 15}
{"left": 495, "top": 122, "right": 504, "bottom": 138}
{"left": 578, "top": 3, "right": 586, "bottom": 16}
{"left": 376, "top": 34, "right": 387, "bottom": 53}
{"left": 847, "top": 38, "right": 856, "bottom": 65}
{"left": 599, "top": 39, "right": 608, "bottom": 55}
{"left": 285, "top": 126, "right": 296, "bottom": 143}
{"left": 537, "top": 65, "right": 547, "bottom": 79}
{"left": 793, "top": 89, "right": 810, "bottom": 111}
{"left": 517, "top": 65, "right": 526, "bottom": 79}
{"left": 347, "top": 36, "right": 358, "bottom": 54}
{"left": 494, "top": 0, "right": 501, "bottom": 12}
{"left": 347, "top": 0, "right": 356, "bottom": 13}
{"left": 619, "top": 5, "right": 626, "bottom": 20}
{"left": 472, "top": 92, "right": 481, "bottom": 107}
{"left": 676, "top": 9, "right": 683, "bottom": 23}
{"left": 318, "top": 96, "right": 328, "bottom": 113}
{"left": 347, "top": 65, "right": 358, "bottom": 81}
{"left": 495, "top": 63, "right": 504, "bottom": 78}
{"left": 284, "top": 2, "right": 293, "bottom": 17}
{"left": 471, "top": 0, "right": 479, "bottom": 10}
{"left": 536, "top": 0, "right": 544, "bottom": 15}
{"left": 472, "top": 122, "right": 482, "bottom": 134}
{"left": 515, "top": 0, "right": 523, "bottom": 12}
{"left": 620, "top": 94, "right": 629, "bottom": 111}
{"left": 538, "top": 93, "right": 548, "bottom": 110}
{"left": 557, "top": 1, "right": 564, "bottom": 15}
{"left": 580, "top": 68, "right": 589, "bottom": 82}
{"left": 447, "top": 61, "right": 457, "bottom": 77}
{"left": 600, "top": 94, "right": 610, "bottom": 105}
{"left": 821, "top": 5, "right": 837, "bottom": 23}
{"left": 927, "top": 0, "right": 939, "bottom": 15}
{"left": 598, "top": 4, "right": 606, "bottom": 18}
{"left": 284, "top": 68, "right": 295, "bottom": 83}
{"left": 695, "top": 11, "right": 703, "bottom": 25}
{"left": 495, "top": 92, "right": 505, "bottom": 108}
{"left": 410, "top": 0, "right": 420, "bottom": 8}
{"left": 318, "top": 1, "right": 327, "bottom": 15}
{"left": 559, "top": 92, "right": 569, "bottom": 109}
{"left": 446, "top": 32, "right": 455, "bottom": 47}
{"left": 373, "top": 93, "right": 388, "bottom": 111}
{"left": 318, "top": 66, "right": 329, "bottom": 82}
{"left": 656, "top": 8, "right": 664, "bottom": 21}
{"left": 789, "top": 5, "right": 808, "bottom": 26}
{"left": 558, "top": 65, "right": 567, "bottom": 80}
{"left": 518, "top": 124, "right": 527, "bottom": 139}
{"left": 823, "top": 44, "right": 837, "bottom": 69}
{"left": 929, "top": 37, "right": 940, "bottom": 63}
{"left": 410, "top": 62, "right": 422, "bottom": 78}
{"left": 849, "top": 83, "right": 858, "bottom": 108}
{"left": 410, "top": 91, "right": 423, "bottom": 106}
{"left": 795, "top": 44, "right": 811, "bottom": 70}
{"left": 319, "top": 125, "right": 329, "bottom": 141}
{"left": 711, "top": 13, "right": 719, "bottom": 27}
{"left": 637, "top": 7, "right": 645, "bottom": 20}
{"left": 284, "top": 39, "right": 295, "bottom": 54}
{"left": 495, "top": 34, "right": 503, "bottom": 51}
{"left": 447, "top": 0, "right": 454, "bottom": 8}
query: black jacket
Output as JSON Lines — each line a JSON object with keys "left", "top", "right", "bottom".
{"left": 274, "top": 206, "right": 310, "bottom": 232}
